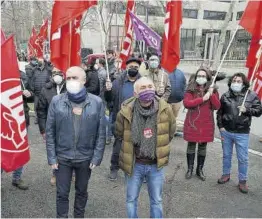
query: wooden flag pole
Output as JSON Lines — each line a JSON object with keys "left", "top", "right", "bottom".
{"left": 211, "top": 25, "right": 239, "bottom": 87}
{"left": 239, "top": 43, "right": 262, "bottom": 116}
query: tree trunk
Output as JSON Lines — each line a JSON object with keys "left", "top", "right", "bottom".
{"left": 212, "top": 0, "right": 237, "bottom": 70}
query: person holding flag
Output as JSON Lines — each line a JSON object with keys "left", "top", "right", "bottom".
{"left": 217, "top": 73, "right": 262, "bottom": 193}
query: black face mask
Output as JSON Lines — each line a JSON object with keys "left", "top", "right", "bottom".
{"left": 128, "top": 68, "right": 138, "bottom": 77}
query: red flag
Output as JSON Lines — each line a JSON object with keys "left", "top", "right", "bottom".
{"left": 35, "top": 19, "right": 49, "bottom": 58}
{"left": 239, "top": 1, "right": 262, "bottom": 80}
{"left": 51, "top": 16, "right": 82, "bottom": 73}
{"left": 161, "top": 0, "right": 182, "bottom": 73}
{"left": 51, "top": 0, "right": 97, "bottom": 34}
{"left": 119, "top": 0, "right": 135, "bottom": 69}
{"left": 28, "top": 27, "right": 38, "bottom": 58}
{"left": 1, "top": 36, "right": 30, "bottom": 172}
{"left": 254, "top": 69, "right": 262, "bottom": 101}
{"left": 1, "top": 28, "right": 6, "bottom": 45}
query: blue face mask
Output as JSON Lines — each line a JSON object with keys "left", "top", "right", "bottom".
{"left": 230, "top": 83, "right": 243, "bottom": 92}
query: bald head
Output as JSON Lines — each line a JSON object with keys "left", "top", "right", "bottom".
{"left": 66, "top": 66, "right": 87, "bottom": 87}
{"left": 134, "top": 77, "right": 155, "bottom": 95}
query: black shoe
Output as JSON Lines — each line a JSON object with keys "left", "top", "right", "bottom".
{"left": 196, "top": 155, "right": 206, "bottom": 181}
{"left": 12, "top": 179, "right": 29, "bottom": 190}
{"left": 108, "top": 170, "right": 118, "bottom": 181}
{"left": 185, "top": 153, "right": 195, "bottom": 179}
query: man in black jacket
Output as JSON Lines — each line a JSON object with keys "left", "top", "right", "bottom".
{"left": 31, "top": 58, "right": 53, "bottom": 124}
{"left": 104, "top": 57, "right": 141, "bottom": 180}
{"left": 217, "top": 73, "right": 262, "bottom": 194}
{"left": 37, "top": 69, "right": 66, "bottom": 186}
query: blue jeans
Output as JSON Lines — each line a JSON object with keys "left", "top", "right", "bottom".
{"left": 1, "top": 166, "right": 23, "bottom": 181}
{"left": 125, "top": 163, "right": 164, "bottom": 218}
{"left": 221, "top": 130, "right": 249, "bottom": 181}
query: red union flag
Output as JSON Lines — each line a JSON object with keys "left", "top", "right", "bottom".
{"left": 35, "top": 19, "right": 49, "bottom": 58}
{"left": 254, "top": 70, "right": 262, "bottom": 101}
{"left": 161, "top": 0, "right": 182, "bottom": 73}
{"left": 119, "top": 0, "right": 135, "bottom": 69}
{"left": 1, "top": 36, "right": 30, "bottom": 172}
{"left": 28, "top": 27, "right": 38, "bottom": 58}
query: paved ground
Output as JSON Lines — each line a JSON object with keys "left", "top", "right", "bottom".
{"left": 1, "top": 117, "right": 262, "bottom": 218}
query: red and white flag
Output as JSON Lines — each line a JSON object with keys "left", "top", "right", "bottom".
{"left": 1, "top": 36, "right": 30, "bottom": 172}
{"left": 239, "top": 0, "right": 262, "bottom": 80}
{"left": 254, "top": 70, "right": 262, "bottom": 101}
{"left": 51, "top": 16, "right": 82, "bottom": 73}
{"left": 119, "top": 0, "right": 135, "bottom": 69}
{"left": 161, "top": 0, "right": 182, "bottom": 73}
{"left": 50, "top": 0, "right": 97, "bottom": 73}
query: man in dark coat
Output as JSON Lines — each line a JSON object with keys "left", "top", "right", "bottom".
{"left": 31, "top": 58, "right": 53, "bottom": 124}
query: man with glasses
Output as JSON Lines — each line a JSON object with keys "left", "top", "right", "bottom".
{"left": 105, "top": 57, "right": 142, "bottom": 180}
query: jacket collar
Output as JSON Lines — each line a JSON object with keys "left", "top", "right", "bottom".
{"left": 120, "top": 96, "right": 169, "bottom": 123}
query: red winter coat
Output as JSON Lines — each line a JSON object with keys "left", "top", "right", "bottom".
{"left": 183, "top": 90, "right": 221, "bottom": 143}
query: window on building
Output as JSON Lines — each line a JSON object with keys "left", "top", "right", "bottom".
{"left": 148, "top": 6, "right": 164, "bottom": 17}
{"left": 136, "top": 4, "right": 146, "bottom": 16}
{"left": 183, "top": 9, "right": 198, "bottom": 19}
{"left": 108, "top": 2, "right": 126, "bottom": 14}
{"left": 180, "top": 29, "right": 196, "bottom": 51}
{"left": 108, "top": 25, "right": 125, "bottom": 50}
{"left": 203, "top": 10, "right": 226, "bottom": 20}
{"left": 236, "top": 11, "right": 243, "bottom": 20}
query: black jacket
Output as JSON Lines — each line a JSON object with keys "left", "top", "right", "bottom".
{"left": 37, "top": 81, "right": 66, "bottom": 134}
{"left": 104, "top": 71, "right": 141, "bottom": 123}
{"left": 85, "top": 69, "right": 100, "bottom": 96}
{"left": 20, "top": 71, "right": 34, "bottom": 126}
{"left": 32, "top": 63, "right": 52, "bottom": 96}
{"left": 217, "top": 90, "right": 262, "bottom": 134}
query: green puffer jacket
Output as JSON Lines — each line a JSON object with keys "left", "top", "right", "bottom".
{"left": 115, "top": 97, "right": 176, "bottom": 176}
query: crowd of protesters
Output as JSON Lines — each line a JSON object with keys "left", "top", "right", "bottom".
{"left": 3, "top": 49, "right": 262, "bottom": 218}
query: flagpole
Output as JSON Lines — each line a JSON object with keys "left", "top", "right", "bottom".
{"left": 239, "top": 43, "right": 262, "bottom": 116}
{"left": 96, "top": 5, "right": 110, "bottom": 81}
{"left": 211, "top": 25, "right": 239, "bottom": 87}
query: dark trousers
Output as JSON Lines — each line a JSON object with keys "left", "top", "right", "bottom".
{"left": 34, "top": 95, "right": 39, "bottom": 120}
{"left": 110, "top": 138, "right": 122, "bottom": 171}
{"left": 56, "top": 159, "right": 92, "bottom": 218}
{"left": 187, "top": 142, "right": 207, "bottom": 156}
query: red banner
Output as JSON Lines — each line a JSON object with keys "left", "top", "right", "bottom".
{"left": 119, "top": 0, "right": 135, "bottom": 69}
{"left": 1, "top": 36, "right": 30, "bottom": 172}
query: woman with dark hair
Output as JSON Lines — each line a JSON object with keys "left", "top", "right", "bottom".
{"left": 183, "top": 68, "right": 221, "bottom": 181}
{"left": 217, "top": 73, "right": 262, "bottom": 194}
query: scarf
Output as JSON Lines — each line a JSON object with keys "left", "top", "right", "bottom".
{"left": 67, "top": 87, "right": 87, "bottom": 104}
{"left": 131, "top": 99, "right": 158, "bottom": 159}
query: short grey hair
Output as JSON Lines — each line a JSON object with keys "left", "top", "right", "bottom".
{"left": 66, "top": 66, "right": 86, "bottom": 80}
{"left": 134, "top": 77, "right": 155, "bottom": 93}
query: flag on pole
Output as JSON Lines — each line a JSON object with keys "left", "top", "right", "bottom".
{"left": 51, "top": 0, "right": 97, "bottom": 34}
{"left": 254, "top": 70, "right": 262, "bottom": 101}
{"left": 36, "top": 19, "right": 49, "bottom": 58}
{"left": 28, "top": 27, "right": 38, "bottom": 58}
{"left": 239, "top": 0, "right": 262, "bottom": 80}
{"left": 129, "top": 10, "right": 162, "bottom": 55}
{"left": 161, "top": 0, "right": 182, "bottom": 73}
{"left": 51, "top": 16, "right": 82, "bottom": 73}
{"left": 1, "top": 36, "right": 30, "bottom": 172}
{"left": 119, "top": 0, "right": 135, "bottom": 69}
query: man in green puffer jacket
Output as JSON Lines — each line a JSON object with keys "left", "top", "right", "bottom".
{"left": 115, "top": 77, "right": 175, "bottom": 218}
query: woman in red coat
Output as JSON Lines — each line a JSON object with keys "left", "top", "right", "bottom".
{"left": 183, "top": 68, "right": 220, "bottom": 181}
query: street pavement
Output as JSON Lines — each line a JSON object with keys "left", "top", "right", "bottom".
{"left": 1, "top": 77, "right": 262, "bottom": 218}
{"left": 1, "top": 115, "right": 262, "bottom": 218}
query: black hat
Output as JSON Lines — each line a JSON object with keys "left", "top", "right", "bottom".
{"left": 126, "top": 57, "right": 141, "bottom": 66}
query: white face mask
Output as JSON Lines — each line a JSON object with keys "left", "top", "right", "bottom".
{"left": 149, "top": 60, "right": 159, "bottom": 69}
{"left": 231, "top": 82, "right": 243, "bottom": 92}
{"left": 66, "top": 80, "right": 82, "bottom": 94}
{"left": 196, "top": 77, "right": 207, "bottom": 85}
{"left": 53, "top": 75, "right": 63, "bottom": 85}
{"left": 94, "top": 64, "right": 99, "bottom": 70}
